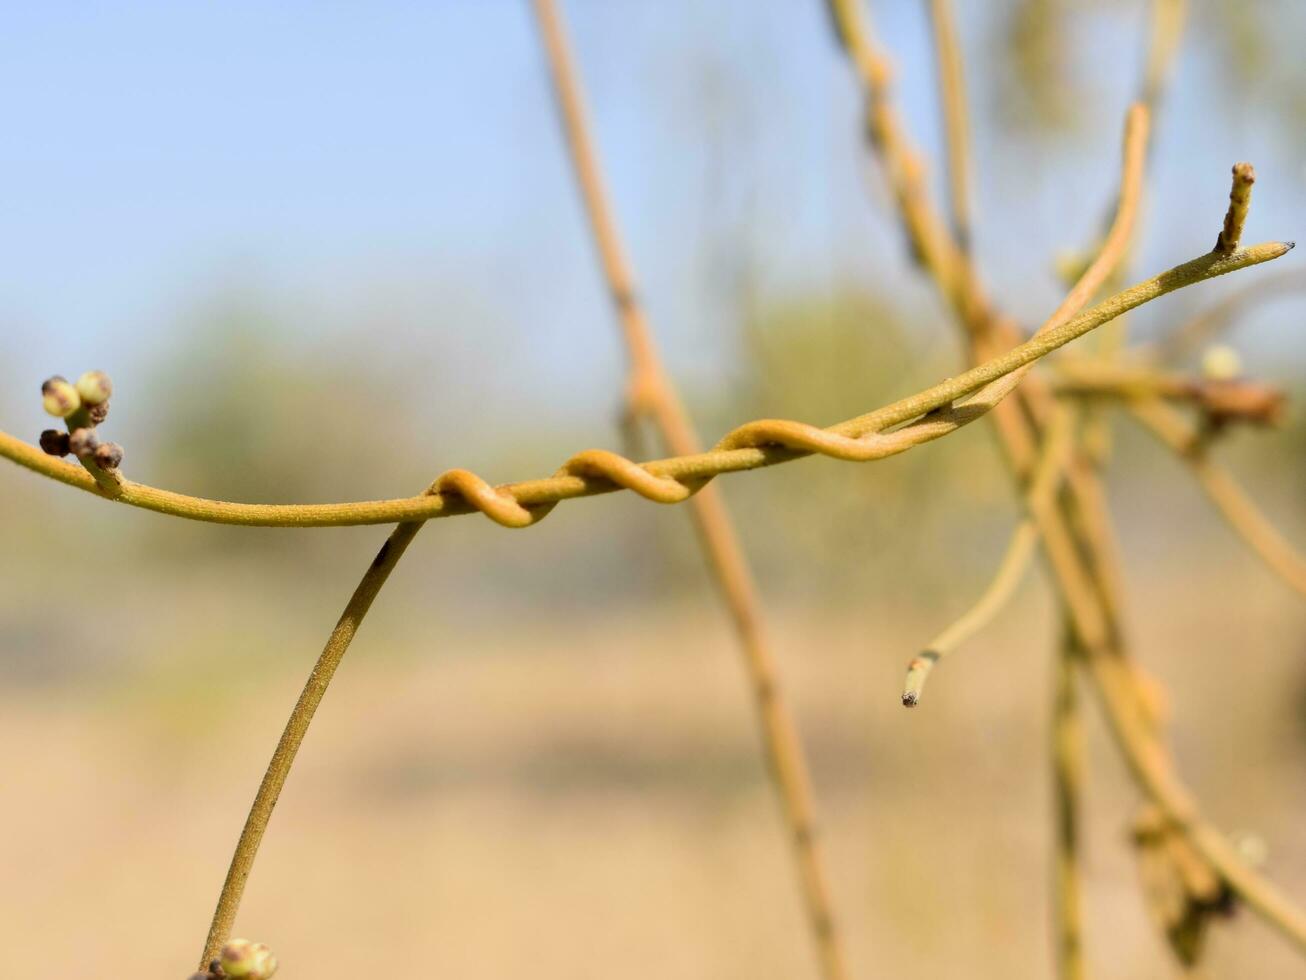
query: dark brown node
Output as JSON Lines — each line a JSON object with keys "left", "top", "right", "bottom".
{"left": 93, "top": 442, "right": 124, "bottom": 470}
{"left": 39, "top": 429, "right": 71, "bottom": 456}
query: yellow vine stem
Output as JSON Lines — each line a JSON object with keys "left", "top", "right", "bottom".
{"left": 1054, "top": 629, "right": 1087, "bottom": 980}
{"left": 199, "top": 497, "right": 435, "bottom": 966}
{"left": 0, "top": 241, "right": 1286, "bottom": 531}
{"left": 1126, "top": 398, "right": 1306, "bottom": 600}
{"left": 925, "top": 0, "right": 972, "bottom": 252}
{"left": 902, "top": 406, "right": 1074, "bottom": 706}
{"left": 529, "top": 1, "right": 848, "bottom": 976}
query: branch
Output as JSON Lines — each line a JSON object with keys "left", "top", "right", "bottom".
{"left": 1051, "top": 359, "right": 1286, "bottom": 427}
{"left": 1126, "top": 398, "right": 1306, "bottom": 600}
{"left": 902, "top": 406, "right": 1074, "bottom": 706}
{"left": 926, "top": 0, "right": 973, "bottom": 252}
{"left": 199, "top": 502, "right": 434, "bottom": 966}
{"left": 1, "top": 241, "right": 1286, "bottom": 529}
{"left": 530, "top": 2, "right": 848, "bottom": 975}
{"left": 1054, "top": 630, "right": 1087, "bottom": 980}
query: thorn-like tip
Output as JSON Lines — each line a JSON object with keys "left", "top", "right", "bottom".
{"left": 901, "top": 692, "right": 918, "bottom": 708}
{"left": 1285, "top": 241, "right": 1296, "bottom": 251}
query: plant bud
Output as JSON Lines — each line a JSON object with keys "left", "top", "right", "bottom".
{"left": 75, "top": 370, "right": 113, "bottom": 405}
{"left": 41, "top": 376, "right": 81, "bottom": 418}
{"left": 39, "top": 429, "right": 71, "bottom": 456}
{"left": 219, "top": 938, "right": 278, "bottom": 978}
{"left": 1201, "top": 345, "right": 1242, "bottom": 382}
{"left": 68, "top": 427, "right": 100, "bottom": 457}
{"left": 94, "top": 442, "right": 124, "bottom": 470}
{"left": 88, "top": 401, "right": 110, "bottom": 424}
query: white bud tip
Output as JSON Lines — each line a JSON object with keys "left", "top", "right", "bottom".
{"left": 1201, "top": 345, "right": 1242, "bottom": 382}
{"left": 75, "top": 370, "right": 112, "bottom": 405}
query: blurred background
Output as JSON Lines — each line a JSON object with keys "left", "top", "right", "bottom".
{"left": 2, "top": 1, "right": 1305, "bottom": 976}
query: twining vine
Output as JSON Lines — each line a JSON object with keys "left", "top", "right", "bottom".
{"left": 3, "top": 1, "right": 1305, "bottom": 977}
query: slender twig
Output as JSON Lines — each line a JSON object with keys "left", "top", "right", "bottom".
{"left": 1215, "top": 163, "right": 1256, "bottom": 255}
{"left": 1053, "top": 628, "right": 1087, "bottom": 980}
{"left": 2, "top": 237, "right": 1283, "bottom": 532}
{"left": 529, "top": 2, "right": 848, "bottom": 976}
{"left": 902, "top": 406, "right": 1074, "bottom": 706}
{"left": 925, "top": 0, "right": 973, "bottom": 252}
{"left": 1051, "top": 359, "right": 1285, "bottom": 426}
{"left": 903, "top": 523, "right": 1037, "bottom": 705}
{"left": 1126, "top": 398, "right": 1306, "bottom": 600}
{"left": 1149, "top": 267, "right": 1306, "bottom": 363}
{"left": 1140, "top": 0, "right": 1188, "bottom": 114}
{"left": 199, "top": 504, "right": 434, "bottom": 966}
{"left": 60, "top": 402, "right": 125, "bottom": 496}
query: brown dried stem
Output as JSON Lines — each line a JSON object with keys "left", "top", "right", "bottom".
{"left": 529, "top": 1, "right": 848, "bottom": 975}
{"left": 1126, "top": 398, "right": 1306, "bottom": 600}
{"left": 1053, "top": 629, "right": 1087, "bottom": 980}
{"left": 926, "top": 0, "right": 973, "bottom": 252}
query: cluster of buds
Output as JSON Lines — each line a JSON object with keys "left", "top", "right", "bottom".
{"left": 187, "top": 939, "right": 279, "bottom": 980}
{"left": 38, "top": 370, "right": 124, "bottom": 473}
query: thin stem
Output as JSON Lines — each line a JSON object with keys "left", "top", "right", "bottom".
{"left": 62, "top": 404, "right": 124, "bottom": 496}
{"left": 902, "top": 406, "right": 1074, "bottom": 705}
{"left": 1149, "top": 266, "right": 1306, "bottom": 363}
{"left": 1127, "top": 398, "right": 1306, "bottom": 600}
{"left": 0, "top": 240, "right": 1286, "bottom": 530}
{"left": 926, "top": 0, "right": 973, "bottom": 252}
{"left": 1215, "top": 163, "right": 1256, "bottom": 255}
{"left": 530, "top": 2, "right": 847, "bottom": 975}
{"left": 1051, "top": 359, "right": 1285, "bottom": 425}
{"left": 1053, "top": 629, "right": 1087, "bottom": 980}
{"left": 1140, "top": 0, "right": 1188, "bottom": 114}
{"left": 199, "top": 511, "right": 431, "bottom": 966}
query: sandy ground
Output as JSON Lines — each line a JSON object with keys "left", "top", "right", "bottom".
{"left": 3, "top": 555, "right": 1305, "bottom": 979}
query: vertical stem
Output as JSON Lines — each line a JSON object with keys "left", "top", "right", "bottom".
{"left": 1053, "top": 627, "right": 1086, "bottom": 980}
{"left": 199, "top": 516, "right": 428, "bottom": 967}
{"left": 926, "top": 0, "right": 973, "bottom": 252}
{"left": 530, "top": 3, "right": 849, "bottom": 978}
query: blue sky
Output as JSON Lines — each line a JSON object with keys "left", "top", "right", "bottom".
{"left": 2, "top": 2, "right": 1303, "bottom": 445}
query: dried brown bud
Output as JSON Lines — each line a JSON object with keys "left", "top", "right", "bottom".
{"left": 219, "top": 938, "right": 278, "bottom": 979}
{"left": 93, "top": 442, "right": 124, "bottom": 471}
{"left": 75, "top": 370, "right": 112, "bottom": 405}
{"left": 88, "top": 401, "right": 110, "bottom": 424}
{"left": 39, "top": 429, "right": 71, "bottom": 456}
{"left": 41, "top": 376, "right": 80, "bottom": 418}
{"left": 68, "top": 427, "right": 100, "bottom": 457}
